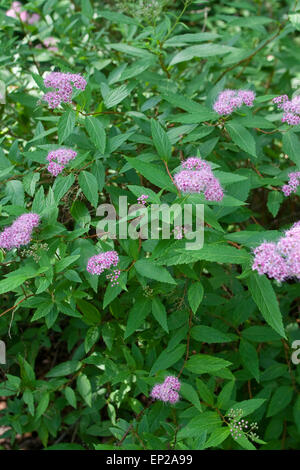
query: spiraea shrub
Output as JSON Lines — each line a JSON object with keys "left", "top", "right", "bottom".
{"left": 0, "top": 0, "right": 300, "bottom": 451}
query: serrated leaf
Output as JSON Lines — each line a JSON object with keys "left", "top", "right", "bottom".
{"left": 151, "top": 119, "right": 172, "bottom": 161}
{"left": 247, "top": 272, "right": 286, "bottom": 338}
{"left": 188, "top": 282, "right": 204, "bottom": 313}
{"left": 58, "top": 109, "right": 75, "bottom": 143}
{"left": 151, "top": 297, "right": 169, "bottom": 332}
{"left": 78, "top": 171, "right": 99, "bottom": 207}
{"left": 226, "top": 121, "right": 256, "bottom": 157}
{"left": 85, "top": 116, "right": 106, "bottom": 153}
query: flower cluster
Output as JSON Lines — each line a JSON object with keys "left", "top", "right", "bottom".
{"left": 213, "top": 89, "right": 255, "bottom": 115}
{"left": 36, "top": 37, "right": 59, "bottom": 52}
{"left": 6, "top": 2, "right": 40, "bottom": 24}
{"left": 20, "top": 243, "right": 49, "bottom": 262}
{"left": 273, "top": 94, "right": 300, "bottom": 125}
{"left": 43, "top": 71, "right": 87, "bottom": 109}
{"left": 227, "top": 409, "right": 259, "bottom": 442}
{"left": 173, "top": 226, "right": 188, "bottom": 240}
{"left": 282, "top": 171, "right": 300, "bottom": 196}
{"left": 174, "top": 157, "right": 224, "bottom": 201}
{"left": 86, "top": 251, "right": 120, "bottom": 285}
{"left": 46, "top": 148, "right": 77, "bottom": 176}
{"left": 0, "top": 213, "right": 40, "bottom": 251}
{"left": 150, "top": 376, "right": 181, "bottom": 405}
{"left": 137, "top": 194, "right": 149, "bottom": 205}
{"left": 252, "top": 221, "right": 300, "bottom": 282}
{"left": 106, "top": 269, "right": 121, "bottom": 287}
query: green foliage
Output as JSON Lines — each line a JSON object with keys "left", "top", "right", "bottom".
{"left": 0, "top": 0, "right": 299, "bottom": 451}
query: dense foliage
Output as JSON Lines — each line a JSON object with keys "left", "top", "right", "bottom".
{"left": 0, "top": 0, "right": 299, "bottom": 451}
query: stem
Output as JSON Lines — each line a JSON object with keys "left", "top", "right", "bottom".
{"left": 0, "top": 294, "right": 34, "bottom": 318}
{"left": 214, "top": 29, "right": 281, "bottom": 84}
{"left": 177, "top": 309, "right": 193, "bottom": 378}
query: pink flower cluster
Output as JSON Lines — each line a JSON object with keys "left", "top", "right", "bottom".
{"left": 213, "top": 89, "right": 255, "bottom": 115}
{"left": 137, "top": 194, "right": 149, "bottom": 206}
{"left": 0, "top": 213, "right": 40, "bottom": 250}
{"left": 252, "top": 221, "right": 300, "bottom": 282}
{"left": 86, "top": 251, "right": 120, "bottom": 285}
{"left": 151, "top": 376, "right": 181, "bottom": 405}
{"left": 43, "top": 72, "right": 87, "bottom": 109}
{"left": 36, "top": 37, "right": 59, "bottom": 52}
{"left": 282, "top": 171, "right": 300, "bottom": 196}
{"left": 273, "top": 94, "right": 300, "bottom": 125}
{"left": 6, "top": 2, "right": 40, "bottom": 24}
{"left": 46, "top": 148, "right": 77, "bottom": 176}
{"left": 174, "top": 157, "right": 224, "bottom": 201}
{"left": 173, "top": 226, "right": 187, "bottom": 240}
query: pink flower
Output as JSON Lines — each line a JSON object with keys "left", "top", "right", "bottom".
{"left": 87, "top": 251, "right": 120, "bottom": 285}
{"left": 27, "top": 13, "right": 40, "bottom": 24}
{"left": 150, "top": 376, "right": 181, "bottom": 405}
{"left": 46, "top": 148, "right": 77, "bottom": 176}
{"left": 42, "top": 72, "right": 87, "bottom": 109}
{"left": 6, "top": 3, "right": 40, "bottom": 24}
{"left": 213, "top": 89, "right": 255, "bottom": 115}
{"left": 42, "top": 37, "right": 59, "bottom": 52}
{"left": 273, "top": 94, "right": 300, "bottom": 126}
{"left": 0, "top": 213, "right": 40, "bottom": 250}
{"left": 137, "top": 194, "right": 149, "bottom": 205}
{"left": 252, "top": 221, "right": 300, "bottom": 282}
{"left": 174, "top": 157, "right": 224, "bottom": 201}
{"left": 282, "top": 171, "right": 300, "bottom": 196}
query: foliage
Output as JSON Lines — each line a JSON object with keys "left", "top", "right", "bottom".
{"left": 0, "top": 0, "right": 299, "bottom": 451}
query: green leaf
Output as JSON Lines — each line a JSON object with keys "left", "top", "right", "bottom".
{"left": 84, "top": 326, "right": 100, "bottom": 353}
{"left": 64, "top": 386, "right": 77, "bottom": 408}
{"left": 241, "top": 326, "right": 281, "bottom": 342}
{"left": 151, "top": 298, "right": 169, "bottom": 332}
{"left": 55, "top": 255, "right": 80, "bottom": 273}
{"left": 78, "top": 171, "right": 99, "bottom": 207}
{"left": 204, "top": 428, "right": 231, "bottom": 448}
{"left": 267, "top": 386, "right": 293, "bottom": 417}
{"left": 188, "top": 282, "right": 204, "bottom": 314}
{"left": 150, "top": 119, "right": 172, "bottom": 161}
{"left": 180, "top": 382, "right": 202, "bottom": 412}
{"left": 135, "top": 259, "right": 176, "bottom": 284}
{"left": 226, "top": 121, "right": 257, "bottom": 157}
{"left": 124, "top": 298, "right": 152, "bottom": 338}
{"left": 58, "top": 109, "right": 76, "bottom": 143}
{"left": 267, "top": 191, "right": 283, "bottom": 217}
{"left": 36, "top": 392, "right": 50, "bottom": 419}
{"left": 282, "top": 132, "right": 300, "bottom": 168}
{"left": 125, "top": 157, "right": 176, "bottom": 192}
{"left": 247, "top": 272, "right": 286, "bottom": 338}
{"left": 186, "top": 355, "right": 232, "bottom": 374}
{"left": 170, "top": 44, "right": 235, "bottom": 65}
{"left": 191, "top": 326, "right": 234, "bottom": 343}
{"left": 239, "top": 339, "right": 260, "bottom": 382}
{"left": 230, "top": 398, "right": 266, "bottom": 417}
{"left": 77, "top": 374, "right": 92, "bottom": 407}
{"left": 177, "top": 412, "right": 221, "bottom": 440}
{"left": 53, "top": 174, "right": 75, "bottom": 204}
{"left": 85, "top": 116, "right": 106, "bottom": 154}
{"left": 98, "top": 10, "right": 139, "bottom": 25}
{"left": 46, "top": 361, "right": 81, "bottom": 378}
{"left": 158, "top": 245, "right": 250, "bottom": 266}
{"left": 149, "top": 344, "right": 186, "bottom": 375}
{"left": 104, "top": 84, "right": 133, "bottom": 108}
